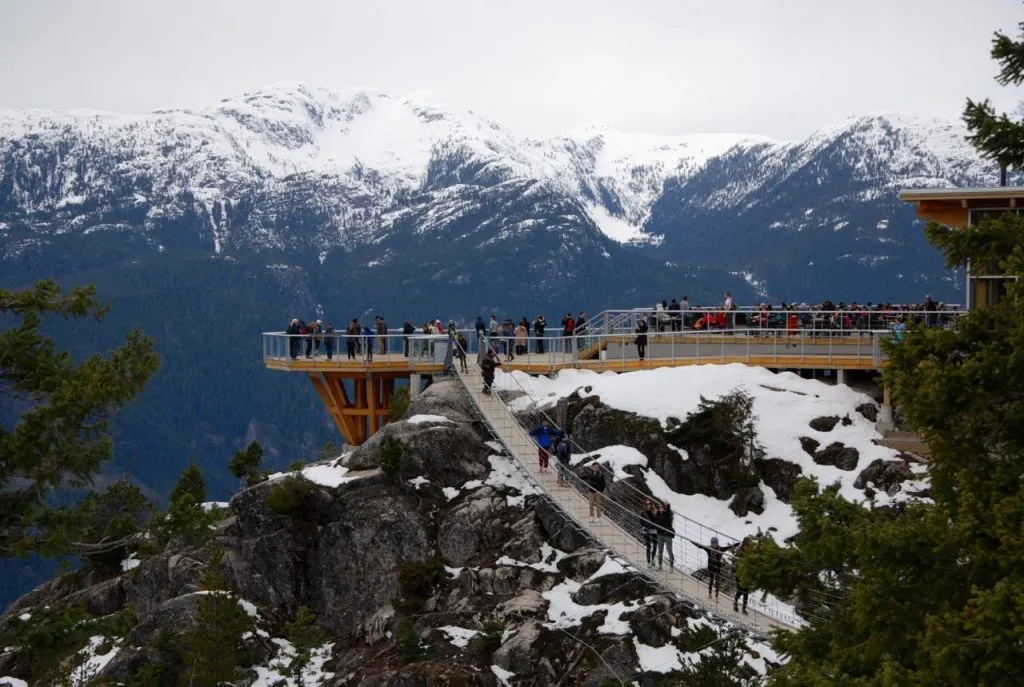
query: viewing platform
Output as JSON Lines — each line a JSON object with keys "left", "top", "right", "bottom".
{"left": 263, "top": 307, "right": 966, "bottom": 444}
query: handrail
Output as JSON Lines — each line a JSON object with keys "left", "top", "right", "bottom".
{"left": 466, "top": 332, "right": 807, "bottom": 629}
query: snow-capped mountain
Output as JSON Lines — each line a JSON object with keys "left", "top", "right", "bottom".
{"left": 0, "top": 84, "right": 996, "bottom": 507}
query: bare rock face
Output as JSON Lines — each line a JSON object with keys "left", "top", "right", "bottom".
{"left": 799, "top": 436, "right": 820, "bottom": 457}
{"left": 493, "top": 621, "right": 545, "bottom": 674}
{"left": 754, "top": 457, "right": 804, "bottom": 503}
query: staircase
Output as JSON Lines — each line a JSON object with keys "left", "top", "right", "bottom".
{"left": 451, "top": 361, "right": 801, "bottom": 635}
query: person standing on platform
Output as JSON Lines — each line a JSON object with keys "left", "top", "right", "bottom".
{"left": 634, "top": 319, "right": 649, "bottom": 360}
{"left": 322, "top": 322, "right": 335, "bottom": 360}
{"left": 529, "top": 420, "right": 562, "bottom": 473}
{"left": 363, "top": 324, "right": 374, "bottom": 362}
{"left": 514, "top": 320, "right": 528, "bottom": 357}
{"left": 376, "top": 316, "right": 388, "bottom": 355}
{"left": 403, "top": 320, "right": 415, "bottom": 356}
{"left": 346, "top": 319, "right": 359, "bottom": 359}
{"left": 286, "top": 318, "right": 302, "bottom": 359}
{"left": 583, "top": 462, "right": 606, "bottom": 522}
{"left": 534, "top": 314, "right": 547, "bottom": 354}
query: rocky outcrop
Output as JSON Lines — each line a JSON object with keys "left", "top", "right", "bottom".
{"left": 809, "top": 415, "right": 841, "bottom": 432}
{"left": 856, "top": 402, "right": 879, "bottom": 422}
{"left": 730, "top": 486, "right": 766, "bottom": 516}
{"left": 755, "top": 457, "right": 803, "bottom": 503}
{"left": 0, "top": 379, "right": 771, "bottom": 687}
{"left": 855, "top": 458, "right": 914, "bottom": 494}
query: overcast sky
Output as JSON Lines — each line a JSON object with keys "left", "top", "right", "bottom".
{"left": 0, "top": 0, "right": 1020, "bottom": 139}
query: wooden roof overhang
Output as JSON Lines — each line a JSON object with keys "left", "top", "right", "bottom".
{"left": 898, "top": 187, "right": 1024, "bottom": 228}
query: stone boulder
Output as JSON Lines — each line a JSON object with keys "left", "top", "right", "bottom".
{"left": 572, "top": 573, "right": 659, "bottom": 606}
{"left": 130, "top": 594, "right": 204, "bottom": 644}
{"left": 627, "top": 595, "right": 679, "bottom": 648}
{"left": 854, "top": 458, "right": 913, "bottom": 494}
{"left": 497, "top": 589, "right": 548, "bottom": 619}
{"left": 856, "top": 402, "right": 879, "bottom": 422}
{"left": 556, "top": 547, "right": 607, "bottom": 581}
{"left": 346, "top": 417, "right": 490, "bottom": 487}
{"left": 812, "top": 442, "right": 860, "bottom": 471}
{"left": 729, "top": 486, "right": 765, "bottom": 516}
{"left": 402, "top": 379, "right": 477, "bottom": 422}
{"left": 493, "top": 621, "right": 544, "bottom": 674}
{"left": 754, "top": 458, "right": 803, "bottom": 503}
{"left": 809, "top": 416, "right": 840, "bottom": 432}
{"left": 799, "top": 437, "right": 820, "bottom": 457}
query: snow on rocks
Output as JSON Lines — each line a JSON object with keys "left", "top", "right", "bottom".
{"left": 0, "top": 678, "right": 28, "bottom": 687}
{"left": 407, "top": 414, "right": 454, "bottom": 425}
{"left": 69, "top": 636, "right": 121, "bottom": 686}
{"left": 119, "top": 553, "right": 140, "bottom": 572}
{"left": 438, "top": 626, "right": 480, "bottom": 648}
{"left": 496, "top": 543, "right": 569, "bottom": 573}
{"left": 498, "top": 364, "right": 923, "bottom": 542}
{"left": 251, "top": 638, "right": 335, "bottom": 687}
{"left": 267, "top": 455, "right": 368, "bottom": 488}
{"left": 491, "top": 664, "right": 515, "bottom": 686}
{"left": 543, "top": 579, "right": 645, "bottom": 635}
{"left": 201, "top": 501, "right": 230, "bottom": 512}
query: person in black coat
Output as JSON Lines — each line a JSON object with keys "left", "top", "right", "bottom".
{"left": 481, "top": 350, "right": 500, "bottom": 394}
{"left": 732, "top": 537, "right": 752, "bottom": 614}
{"left": 286, "top": 318, "right": 302, "bottom": 359}
{"left": 634, "top": 320, "right": 649, "bottom": 360}
{"left": 403, "top": 320, "right": 416, "bottom": 356}
{"left": 533, "top": 315, "right": 547, "bottom": 354}
{"left": 582, "top": 462, "right": 606, "bottom": 522}
{"left": 641, "top": 500, "right": 660, "bottom": 568}
{"left": 690, "top": 536, "right": 738, "bottom": 600}
{"left": 655, "top": 502, "right": 675, "bottom": 570}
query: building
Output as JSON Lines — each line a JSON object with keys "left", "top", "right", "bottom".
{"left": 899, "top": 186, "right": 1024, "bottom": 309}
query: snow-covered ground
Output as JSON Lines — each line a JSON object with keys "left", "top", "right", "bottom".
{"left": 496, "top": 364, "right": 928, "bottom": 544}
{"left": 267, "top": 453, "right": 369, "bottom": 488}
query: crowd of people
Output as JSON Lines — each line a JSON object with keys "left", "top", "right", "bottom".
{"left": 282, "top": 294, "right": 956, "bottom": 364}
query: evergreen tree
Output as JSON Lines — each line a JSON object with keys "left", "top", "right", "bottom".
{"left": 740, "top": 19, "right": 1024, "bottom": 685}
{"left": 169, "top": 463, "right": 206, "bottom": 505}
{"left": 0, "top": 280, "right": 159, "bottom": 557}
{"left": 228, "top": 441, "right": 266, "bottom": 487}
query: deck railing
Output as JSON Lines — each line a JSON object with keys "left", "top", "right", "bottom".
{"left": 264, "top": 325, "right": 901, "bottom": 372}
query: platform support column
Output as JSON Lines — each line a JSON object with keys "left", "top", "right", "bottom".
{"left": 877, "top": 383, "right": 895, "bottom": 433}
{"left": 410, "top": 373, "right": 422, "bottom": 400}
{"left": 836, "top": 369, "right": 847, "bottom": 386}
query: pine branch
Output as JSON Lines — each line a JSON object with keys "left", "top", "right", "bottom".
{"left": 963, "top": 98, "right": 1024, "bottom": 168}
{"left": 993, "top": 25, "right": 1024, "bottom": 86}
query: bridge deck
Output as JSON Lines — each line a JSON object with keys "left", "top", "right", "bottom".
{"left": 452, "top": 361, "right": 797, "bottom": 634}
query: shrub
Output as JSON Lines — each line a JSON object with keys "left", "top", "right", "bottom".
{"left": 468, "top": 619, "right": 505, "bottom": 659}
{"left": 229, "top": 441, "right": 266, "bottom": 487}
{"left": 285, "top": 606, "right": 328, "bottom": 676}
{"left": 396, "top": 620, "right": 432, "bottom": 663}
{"left": 379, "top": 436, "right": 406, "bottom": 476}
{"left": 389, "top": 385, "right": 410, "bottom": 420}
{"left": 265, "top": 476, "right": 318, "bottom": 516}
{"left": 288, "top": 460, "right": 306, "bottom": 472}
{"left": 392, "top": 557, "right": 445, "bottom": 614}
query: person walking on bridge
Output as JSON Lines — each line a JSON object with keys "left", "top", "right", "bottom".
{"left": 582, "top": 462, "right": 606, "bottom": 522}
{"left": 529, "top": 420, "right": 562, "bottom": 473}
{"left": 481, "top": 350, "right": 500, "bottom": 395}
{"left": 642, "top": 500, "right": 660, "bottom": 569}
{"left": 732, "top": 536, "right": 752, "bottom": 614}
{"left": 655, "top": 501, "right": 676, "bottom": 570}
{"left": 690, "top": 536, "right": 738, "bottom": 600}
{"left": 554, "top": 436, "right": 571, "bottom": 487}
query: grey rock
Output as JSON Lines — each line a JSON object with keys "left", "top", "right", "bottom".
{"left": 729, "top": 485, "right": 765, "bottom": 516}
{"left": 556, "top": 547, "right": 607, "bottom": 580}
{"left": 62, "top": 576, "right": 127, "bottom": 617}
{"left": 754, "top": 458, "right": 803, "bottom": 503}
{"left": 854, "top": 458, "right": 913, "bottom": 492}
{"left": 628, "top": 596, "right": 676, "bottom": 648}
{"left": 533, "top": 498, "right": 591, "bottom": 552}
{"left": 128, "top": 552, "right": 205, "bottom": 616}
{"left": 497, "top": 589, "right": 547, "bottom": 619}
{"left": 130, "top": 594, "right": 204, "bottom": 644}
{"left": 438, "top": 491, "right": 505, "bottom": 566}
{"left": 493, "top": 621, "right": 544, "bottom": 674}
{"left": 572, "top": 573, "right": 659, "bottom": 606}
{"left": 813, "top": 442, "right": 861, "bottom": 471}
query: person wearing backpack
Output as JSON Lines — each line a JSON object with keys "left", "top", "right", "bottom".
{"left": 641, "top": 500, "right": 660, "bottom": 569}
{"left": 322, "top": 322, "right": 335, "bottom": 360}
{"left": 582, "top": 463, "right": 606, "bottom": 522}
{"left": 732, "top": 537, "right": 752, "bottom": 614}
{"left": 529, "top": 420, "right": 562, "bottom": 473}
{"left": 555, "top": 436, "right": 572, "bottom": 487}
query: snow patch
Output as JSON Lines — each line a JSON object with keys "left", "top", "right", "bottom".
{"left": 438, "top": 625, "right": 480, "bottom": 648}
{"left": 407, "top": 414, "right": 454, "bottom": 425}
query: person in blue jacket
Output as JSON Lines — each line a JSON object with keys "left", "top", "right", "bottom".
{"left": 529, "top": 420, "right": 563, "bottom": 473}
{"left": 363, "top": 325, "right": 375, "bottom": 362}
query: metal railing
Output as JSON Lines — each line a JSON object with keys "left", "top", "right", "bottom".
{"left": 459, "top": 333, "right": 806, "bottom": 632}
{"left": 265, "top": 326, "right": 904, "bottom": 374}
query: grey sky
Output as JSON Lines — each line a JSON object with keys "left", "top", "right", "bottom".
{"left": 0, "top": 0, "right": 1020, "bottom": 139}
